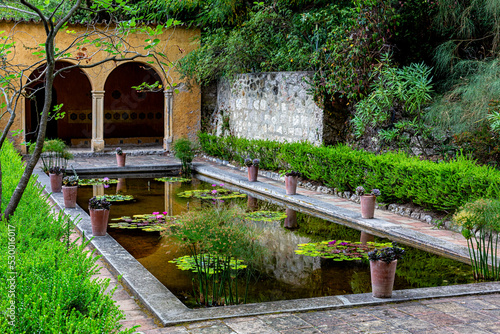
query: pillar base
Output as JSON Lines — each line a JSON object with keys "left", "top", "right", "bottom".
{"left": 163, "top": 137, "right": 173, "bottom": 152}
{"left": 91, "top": 139, "right": 105, "bottom": 152}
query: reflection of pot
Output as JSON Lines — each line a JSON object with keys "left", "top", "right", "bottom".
{"left": 117, "top": 178, "right": 127, "bottom": 193}
{"left": 284, "top": 208, "right": 298, "bottom": 229}
{"left": 360, "top": 231, "right": 374, "bottom": 244}
{"left": 247, "top": 195, "right": 258, "bottom": 211}
{"left": 370, "top": 260, "right": 397, "bottom": 298}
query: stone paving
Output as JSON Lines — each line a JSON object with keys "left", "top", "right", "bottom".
{"left": 56, "top": 151, "right": 500, "bottom": 333}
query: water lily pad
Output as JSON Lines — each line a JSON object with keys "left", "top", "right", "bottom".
{"left": 96, "top": 194, "right": 135, "bottom": 202}
{"left": 79, "top": 178, "right": 119, "bottom": 186}
{"left": 108, "top": 213, "right": 177, "bottom": 232}
{"left": 155, "top": 177, "right": 191, "bottom": 183}
{"left": 177, "top": 188, "right": 246, "bottom": 200}
{"left": 244, "top": 211, "right": 287, "bottom": 222}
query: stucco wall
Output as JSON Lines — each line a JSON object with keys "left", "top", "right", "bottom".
{"left": 217, "top": 72, "right": 323, "bottom": 145}
{"left": 0, "top": 20, "right": 200, "bottom": 151}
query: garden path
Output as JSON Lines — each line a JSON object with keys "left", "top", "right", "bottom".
{"left": 56, "top": 151, "right": 500, "bottom": 333}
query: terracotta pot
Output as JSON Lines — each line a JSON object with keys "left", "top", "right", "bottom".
{"left": 285, "top": 175, "right": 298, "bottom": 195}
{"left": 284, "top": 208, "right": 298, "bottom": 229}
{"left": 116, "top": 178, "right": 127, "bottom": 193}
{"left": 89, "top": 208, "right": 110, "bottom": 236}
{"left": 247, "top": 165, "right": 258, "bottom": 182}
{"left": 116, "top": 153, "right": 126, "bottom": 167}
{"left": 62, "top": 186, "right": 78, "bottom": 208}
{"left": 49, "top": 173, "right": 63, "bottom": 193}
{"left": 370, "top": 259, "right": 397, "bottom": 298}
{"left": 360, "top": 195, "right": 376, "bottom": 218}
{"left": 360, "top": 231, "right": 375, "bottom": 244}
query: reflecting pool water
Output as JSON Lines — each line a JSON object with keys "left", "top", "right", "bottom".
{"left": 76, "top": 177, "right": 474, "bottom": 307}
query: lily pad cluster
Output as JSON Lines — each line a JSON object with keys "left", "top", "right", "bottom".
{"left": 243, "top": 210, "right": 287, "bottom": 222}
{"left": 95, "top": 194, "right": 135, "bottom": 202}
{"left": 79, "top": 178, "right": 119, "bottom": 186}
{"left": 177, "top": 188, "right": 246, "bottom": 200}
{"left": 154, "top": 177, "right": 192, "bottom": 183}
{"left": 109, "top": 212, "right": 176, "bottom": 232}
{"left": 295, "top": 240, "right": 393, "bottom": 261}
{"left": 169, "top": 254, "right": 247, "bottom": 275}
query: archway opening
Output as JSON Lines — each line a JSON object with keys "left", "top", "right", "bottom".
{"left": 25, "top": 61, "right": 93, "bottom": 146}
{"left": 103, "top": 62, "right": 163, "bottom": 146}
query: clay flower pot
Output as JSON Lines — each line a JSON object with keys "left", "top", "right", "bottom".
{"left": 89, "top": 208, "right": 110, "bottom": 236}
{"left": 360, "top": 195, "right": 376, "bottom": 218}
{"left": 285, "top": 175, "right": 298, "bottom": 195}
{"left": 116, "top": 153, "right": 126, "bottom": 167}
{"left": 49, "top": 173, "right": 63, "bottom": 193}
{"left": 284, "top": 208, "right": 298, "bottom": 229}
{"left": 62, "top": 186, "right": 78, "bottom": 208}
{"left": 370, "top": 259, "right": 397, "bottom": 298}
{"left": 247, "top": 165, "right": 258, "bottom": 182}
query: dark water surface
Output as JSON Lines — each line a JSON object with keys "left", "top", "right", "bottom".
{"left": 76, "top": 177, "right": 474, "bottom": 307}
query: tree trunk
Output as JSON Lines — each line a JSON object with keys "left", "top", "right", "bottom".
{"left": 3, "top": 39, "right": 55, "bottom": 222}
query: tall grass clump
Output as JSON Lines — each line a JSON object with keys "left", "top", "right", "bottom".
{"left": 453, "top": 199, "right": 500, "bottom": 281}
{"left": 0, "top": 140, "right": 133, "bottom": 333}
{"left": 164, "top": 206, "right": 264, "bottom": 306}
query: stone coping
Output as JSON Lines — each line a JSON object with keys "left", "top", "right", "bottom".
{"left": 33, "top": 166, "right": 500, "bottom": 327}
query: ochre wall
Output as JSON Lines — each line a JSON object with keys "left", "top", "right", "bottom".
{"left": 0, "top": 20, "right": 200, "bottom": 152}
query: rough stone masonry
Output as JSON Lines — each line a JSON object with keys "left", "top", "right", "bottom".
{"left": 217, "top": 72, "right": 324, "bottom": 145}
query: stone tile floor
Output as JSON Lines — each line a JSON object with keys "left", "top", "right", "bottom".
{"left": 58, "top": 152, "right": 500, "bottom": 333}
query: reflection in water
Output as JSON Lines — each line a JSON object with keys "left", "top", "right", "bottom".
{"left": 284, "top": 208, "right": 298, "bottom": 229}
{"left": 360, "top": 231, "right": 375, "bottom": 244}
{"left": 76, "top": 177, "right": 475, "bottom": 307}
{"left": 247, "top": 195, "right": 258, "bottom": 211}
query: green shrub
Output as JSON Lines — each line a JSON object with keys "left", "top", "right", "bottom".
{"left": 198, "top": 133, "right": 500, "bottom": 211}
{"left": 0, "top": 140, "right": 134, "bottom": 333}
{"left": 173, "top": 138, "right": 195, "bottom": 176}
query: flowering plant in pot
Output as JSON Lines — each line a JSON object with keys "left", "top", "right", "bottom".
{"left": 244, "top": 158, "right": 260, "bottom": 182}
{"left": 356, "top": 186, "right": 381, "bottom": 219}
{"left": 88, "top": 196, "right": 111, "bottom": 236}
{"left": 367, "top": 243, "right": 405, "bottom": 298}
{"left": 116, "top": 147, "right": 126, "bottom": 167}
{"left": 48, "top": 166, "right": 65, "bottom": 193}
{"left": 62, "top": 175, "right": 79, "bottom": 208}
{"left": 280, "top": 170, "right": 301, "bottom": 195}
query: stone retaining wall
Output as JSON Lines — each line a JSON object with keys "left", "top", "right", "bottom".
{"left": 216, "top": 72, "right": 324, "bottom": 145}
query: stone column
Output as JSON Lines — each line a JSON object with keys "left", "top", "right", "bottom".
{"left": 164, "top": 181, "right": 173, "bottom": 216}
{"left": 163, "top": 89, "right": 173, "bottom": 151}
{"left": 91, "top": 91, "right": 105, "bottom": 152}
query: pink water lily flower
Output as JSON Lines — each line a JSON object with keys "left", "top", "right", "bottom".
{"left": 212, "top": 184, "right": 217, "bottom": 187}
{"left": 163, "top": 211, "right": 168, "bottom": 215}
{"left": 152, "top": 211, "right": 160, "bottom": 215}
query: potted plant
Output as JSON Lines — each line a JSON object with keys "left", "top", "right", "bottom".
{"left": 280, "top": 170, "right": 301, "bottom": 195}
{"left": 48, "top": 166, "right": 65, "bottom": 193}
{"left": 88, "top": 196, "right": 111, "bottom": 236}
{"left": 356, "top": 186, "right": 381, "bottom": 219}
{"left": 116, "top": 147, "right": 126, "bottom": 167}
{"left": 245, "top": 158, "right": 260, "bottom": 182}
{"left": 368, "top": 243, "right": 405, "bottom": 298}
{"left": 62, "top": 175, "right": 79, "bottom": 208}
{"left": 173, "top": 138, "right": 195, "bottom": 176}
{"left": 296, "top": 240, "right": 404, "bottom": 299}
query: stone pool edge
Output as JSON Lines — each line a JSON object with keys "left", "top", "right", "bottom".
{"left": 34, "top": 167, "right": 500, "bottom": 327}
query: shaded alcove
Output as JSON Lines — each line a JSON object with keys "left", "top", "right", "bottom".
{"left": 25, "top": 61, "right": 92, "bottom": 146}
{"left": 103, "top": 62, "right": 163, "bottom": 143}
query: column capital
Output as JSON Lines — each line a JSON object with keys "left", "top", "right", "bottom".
{"left": 92, "top": 91, "right": 105, "bottom": 98}
{"left": 164, "top": 89, "right": 173, "bottom": 97}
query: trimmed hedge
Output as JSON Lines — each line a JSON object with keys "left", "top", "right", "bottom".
{"left": 0, "top": 141, "right": 134, "bottom": 333}
{"left": 198, "top": 133, "right": 500, "bottom": 211}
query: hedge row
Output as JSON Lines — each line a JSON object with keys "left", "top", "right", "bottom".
{"left": 0, "top": 141, "right": 134, "bottom": 333}
{"left": 198, "top": 133, "right": 500, "bottom": 211}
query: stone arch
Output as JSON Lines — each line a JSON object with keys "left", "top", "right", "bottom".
{"left": 24, "top": 61, "right": 93, "bottom": 146}
{"left": 102, "top": 62, "right": 164, "bottom": 145}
